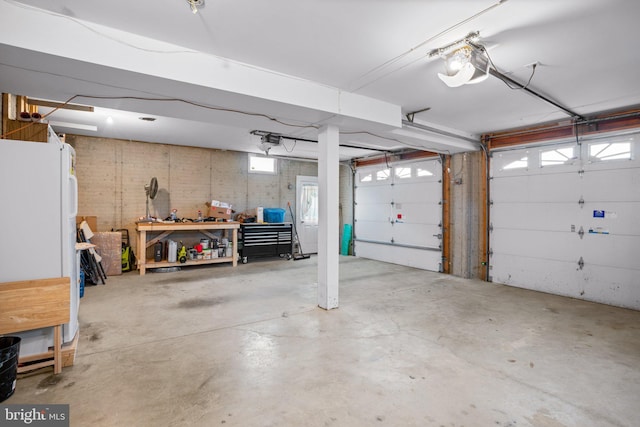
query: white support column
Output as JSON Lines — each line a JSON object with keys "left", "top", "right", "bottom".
{"left": 317, "top": 124, "right": 340, "bottom": 310}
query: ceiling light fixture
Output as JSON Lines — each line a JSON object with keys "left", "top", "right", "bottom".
{"left": 428, "top": 32, "right": 490, "bottom": 88}
{"left": 186, "top": 0, "right": 205, "bottom": 14}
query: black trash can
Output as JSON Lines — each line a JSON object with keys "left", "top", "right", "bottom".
{"left": 0, "top": 336, "right": 21, "bottom": 402}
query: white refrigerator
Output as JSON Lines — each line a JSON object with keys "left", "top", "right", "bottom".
{"left": 0, "top": 128, "right": 79, "bottom": 356}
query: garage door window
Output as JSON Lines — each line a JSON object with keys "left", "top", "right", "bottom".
{"left": 376, "top": 169, "right": 391, "bottom": 181}
{"left": 395, "top": 167, "right": 412, "bottom": 179}
{"left": 588, "top": 141, "right": 632, "bottom": 162}
{"left": 359, "top": 171, "right": 373, "bottom": 182}
{"left": 494, "top": 151, "right": 529, "bottom": 171}
{"left": 540, "top": 146, "right": 576, "bottom": 167}
{"left": 416, "top": 164, "right": 435, "bottom": 177}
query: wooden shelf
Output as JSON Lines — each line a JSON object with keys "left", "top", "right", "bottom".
{"left": 143, "top": 256, "right": 235, "bottom": 269}
{"left": 136, "top": 222, "right": 240, "bottom": 275}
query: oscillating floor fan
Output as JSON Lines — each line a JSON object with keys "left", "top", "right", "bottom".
{"left": 141, "top": 177, "right": 158, "bottom": 222}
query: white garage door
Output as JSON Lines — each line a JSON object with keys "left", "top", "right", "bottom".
{"left": 490, "top": 132, "right": 640, "bottom": 310}
{"left": 354, "top": 159, "right": 443, "bottom": 271}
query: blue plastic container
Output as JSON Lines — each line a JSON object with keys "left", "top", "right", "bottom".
{"left": 263, "top": 208, "right": 286, "bottom": 223}
{"left": 79, "top": 270, "right": 85, "bottom": 298}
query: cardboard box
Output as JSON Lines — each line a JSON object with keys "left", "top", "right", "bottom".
{"left": 76, "top": 216, "right": 97, "bottom": 232}
{"left": 211, "top": 200, "right": 231, "bottom": 208}
{"left": 210, "top": 206, "right": 232, "bottom": 220}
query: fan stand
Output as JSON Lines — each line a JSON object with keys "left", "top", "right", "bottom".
{"left": 142, "top": 191, "right": 153, "bottom": 222}
{"left": 139, "top": 177, "right": 159, "bottom": 223}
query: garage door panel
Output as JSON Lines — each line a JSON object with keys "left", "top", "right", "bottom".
{"left": 580, "top": 202, "right": 640, "bottom": 235}
{"left": 355, "top": 204, "right": 391, "bottom": 222}
{"left": 492, "top": 229, "right": 579, "bottom": 262}
{"left": 393, "top": 223, "right": 441, "bottom": 248}
{"left": 582, "top": 234, "right": 640, "bottom": 268}
{"left": 356, "top": 221, "right": 393, "bottom": 242}
{"left": 491, "top": 254, "right": 583, "bottom": 297}
{"left": 580, "top": 265, "right": 640, "bottom": 310}
{"left": 388, "top": 246, "right": 441, "bottom": 271}
{"left": 492, "top": 173, "right": 580, "bottom": 203}
{"left": 395, "top": 203, "right": 441, "bottom": 225}
{"left": 582, "top": 168, "right": 640, "bottom": 201}
{"left": 492, "top": 203, "right": 578, "bottom": 232}
{"left": 355, "top": 242, "right": 441, "bottom": 271}
{"left": 356, "top": 185, "right": 392, "bottom": 203}
{"left": 394, "top": 181, "right": 441, "bottom": 204}
{"left": 491, "top": 137, "right": 640, "bottom": 310}
{"left": 355, "top": 160, "right": 442, "bottom": 272}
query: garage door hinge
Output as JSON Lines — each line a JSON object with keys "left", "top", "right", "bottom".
{"left": 488, "top": 249, "right": 493, "bottom": 257}
{"left": 390, "top": 201, "right": 395, "bottom": 206}
{"left": 577, "top": 256, "right": 585, "bottom": 270}
{"left": 433, "top": 233, "right": 443, "bottom": 239}
{"left": 489, "top": 199, "right": 494, "bottom": 206}
{"left": 578, "top": 170, "right": 585, "bottom": 177}
{"left": 578, "top": 197, "right": 585, "bottom": 207}
{"left": 578, "top": 226, "right": 584, "bottom": 239}
{"left": 390, "top": 238, "right": 395, "bottom": 244}
{"left": 489, "top": 223, "right": 494, "bottom": 232}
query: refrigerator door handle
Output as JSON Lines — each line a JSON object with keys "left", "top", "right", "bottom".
{"left": 69, "top": 174, "right": 78, "bottom": 218}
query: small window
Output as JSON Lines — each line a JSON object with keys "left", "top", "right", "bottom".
{"left": 589, "top": 141, "right": 632, "bottom": 162}
{"left": 494, "top": 151, "right": 530, "bottom": 173}
{"left": 249, "top": 154, "right": 277, "bottom": 174}
{"left": 502, "top": 156, "right": 528, "bottom": 170}
{"left": 541, "top": 146, "right": 576, "bottom": 167}
{"left": 376, "top": 169, "right": 390, "bottom": 181}
{"left": 416, "top": 167, "right": 434, "bottom": 177}
{"left": 359, "top": 172, "right": 373, "bottom": 183}
{"left": 394, "top": 167, "right": 412, "bottom": 179}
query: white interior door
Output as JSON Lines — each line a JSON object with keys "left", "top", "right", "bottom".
{"left": 296, "top": 175, "right": 318, "bottom": 254}
{"left": 354, "top": 159, "right": 443, "bottom": 271}
{"left": 490, "top": 133, "right": 640, "bottom": 310}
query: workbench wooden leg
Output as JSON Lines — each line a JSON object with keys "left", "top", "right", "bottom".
{"left": 232, "top": 228, "right": 238, "bottom": 267}
{"left": 53, "top": 324, "right": 62, "bottom": 374}
{"left": 138, "top": 230, "right": 146, "bottom": 275}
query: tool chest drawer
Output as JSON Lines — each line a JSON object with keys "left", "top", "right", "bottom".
{"left": 239, "top": 223, "right": 293, "bottom": 262}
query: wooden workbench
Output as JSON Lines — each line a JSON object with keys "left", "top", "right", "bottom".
{"left": 136, "top": 221, "right": 240, "bottom": 275}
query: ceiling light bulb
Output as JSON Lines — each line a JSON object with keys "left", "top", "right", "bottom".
{"left": 446, "top": 47, "right": 471, "bottom": 72}
{"left": 186, "top": 0, "right": 204, "bottom": 14}
{"left": 437, "top": 44, "right": 490, "bottom": 88}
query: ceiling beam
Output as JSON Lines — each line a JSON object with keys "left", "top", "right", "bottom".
{"left": 26, "top": 98, "right": 94, "bottom": 113}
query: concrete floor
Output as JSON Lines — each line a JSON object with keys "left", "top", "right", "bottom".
{"left": 7, "top": 256, "right": 640, "bottom": 427}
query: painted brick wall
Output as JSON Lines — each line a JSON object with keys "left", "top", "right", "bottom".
{"left": 67, "top": 135, "right": 357, "bottom": 255}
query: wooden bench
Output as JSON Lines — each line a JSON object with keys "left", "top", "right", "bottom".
{"left": 0, "top": 277, "right": 70, "bottom": 374}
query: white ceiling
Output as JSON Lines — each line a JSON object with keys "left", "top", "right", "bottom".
{"left": 1, "top": 0, "right": 639, "bottom": 160}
